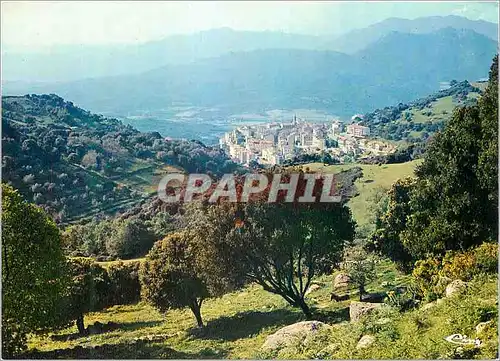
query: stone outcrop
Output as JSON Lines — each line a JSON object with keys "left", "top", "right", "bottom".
{"left": 262, "top": 321, "right": 329, "bottom": 351}
{"left": 445, "top": 280, "right": 467, "bottom": 297}
{"left": 333, "top": 273, "right": 351, "bottom": 289}
{"left": 356, "top": 335, "right": 376, "bottom": 349}
{"left": 305, "top": 283, "right": 321, "bottom": 296}
{"left": 349, "top": 301, "right": 384, "bottom": 322}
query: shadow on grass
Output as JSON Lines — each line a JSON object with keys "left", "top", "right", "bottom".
{"left": 311, "top": 306, "right": 350, "bottom": 324}
{"left": 114, "top": 320, "right": 163, "bottom": 331}
{"left": 188, "top": 309, "right": 302, "bottom": 341}
{"left": 20, "top": 341, "right": 227, "bottom": 359}
{"left": 50, "top": 320, "right": 163, "bottom": 341}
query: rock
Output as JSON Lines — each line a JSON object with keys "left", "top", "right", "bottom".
{"left": 333, "top": 273, "right": 351, "bottom": 289}
{"left": 445, "top": 280, "right": 467, "bottom": 297}
{"left": 356, "top": 335, "right": 376, "bottom": 349}
{"left": 262, "top": 321, "right": 329, "bottom": 351}
{"left": 436, "top": 298, "right": 445, "bottom": 305}
{"left": 374, "top": 317, "right": 391, "bottom": 325}
{"left": 475, "top": 320, "right": 493, "bottom": 335}
{"left": 421, "top": 302, "right": 436, "bottom": 311}
{"left": 349, "top": 301, "right": 384, "bottom": 322}
{"left": 305, "top": 283, "right": 321, "bottom": 296}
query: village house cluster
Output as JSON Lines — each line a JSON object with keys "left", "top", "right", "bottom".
{"left": 219, "top": 115, "right": 396, "bottom": 166}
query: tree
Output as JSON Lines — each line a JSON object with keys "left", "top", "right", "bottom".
{"left": 184, "top": 171, "right": 356, "bottom": 318}
{"left": 107, "top": 261, "right": 141, "bottom": 305}
{"left": 105, "top": 219, "right": 156, "bottom": 259}
{"left": 370, "top": 178, "right": 417, "bottom": 272}
{"left": 343, "top": 247, "right": 376, "bottom": 301}
{"left": 140, "top": 232, "right": 229, "bottom": 327}
{"left": 64, "top": 258, "right": 110, "bottom": 335}
{"left": 372, "top": 56, "right": 498, "bottom": 266}
{"left": 2, "top": 184, "right": 68, "bottom": 357}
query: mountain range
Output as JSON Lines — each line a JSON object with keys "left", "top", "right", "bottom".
{"left": 4, "top": 25, "right": 497, "bottom": 118}
{"left": 2, "top": 15, "right": 497, "bottom": 83}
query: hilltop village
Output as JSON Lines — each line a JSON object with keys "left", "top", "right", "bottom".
{"left": 219, "top": 115, "right": 397, "bottom": 165}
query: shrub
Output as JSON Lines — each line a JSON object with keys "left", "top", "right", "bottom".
{"left": 107, "top": 261, "right": 141, "bottom": 305}
{"left": 2, "top": 184, "right": 68, "bottom": 357}
{"left": 412, "top": 242, "right": 498, "bottom": 299}
{"left": 412, "top": 258, "right": 441, "bottom": 300}
{"left": 441, "top": 242, "right": 498, "bottom": 281}
{"left": 441, "top": 251, "right": 476, "bottom": 281}
{"left": 473, "top": 242, "right": 498, "bottom": 273}
{"left": 63, "top": 258, "right": 110, "bottom": 334}
{"left": 384, "top": 284, "right": 419, "bottom": 311}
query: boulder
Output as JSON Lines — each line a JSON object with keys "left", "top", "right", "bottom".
{"left": 421, "top": 302, "right": 436, "bottom": 312}
{"left": 262, "top": 321, "right": 329, "bottom": 351}
{"left": 305, "top": 283, "right": 321, "bottom": 296}
{"left": 333, "top": 273, "right": 351, "bottom": 289}
{"left": 349, "top": 301, "right": 383, "bottom": 322}
{"left": 356, "top": 335, "right": 376, "bottom": 349}
{"left": 445, "top": 280, "right": 467, "bottom": 297}
{"left": 475, "top": 320, "right": 493, "bottom": 335}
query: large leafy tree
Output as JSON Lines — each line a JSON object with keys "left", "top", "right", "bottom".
{"left": 139, "top": 232, "right": 232, "bottom": 327}
{"left": 185, "top": 171, "right": 356, "bottom": 318}
{"left": 64, "top": 258, "right": 111, "bottom": 335}
{"left": 372, "top": 56, "right": 498, "bottom": 266}
{"left": 1, "top": 184, "right": 68, "bottom": 357}
{"left": 370, "top": 178, "right": 418, "bottom": 272}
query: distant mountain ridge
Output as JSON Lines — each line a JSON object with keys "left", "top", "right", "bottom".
{"left": 4, "top": 27, "right": 496, "bottom": 118}
{"left": 327, "top": 15, "right": 498, "bottom": 53}
{"left": 2, "top": 15, "right": 497, "bottom": 82}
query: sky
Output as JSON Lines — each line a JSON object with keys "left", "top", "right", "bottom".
{"left": 2, "top": 1, "right": 499, "bottom": 50}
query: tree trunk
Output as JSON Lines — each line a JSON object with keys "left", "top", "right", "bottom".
{"left": 359, "top": 285, "right": 365, "bottom": 302}
{"left": 76, "top": 314, "right": 86, "bottom": 335}
{"left": 189, "top": 300, "right": 204, "bottom": 328}
{"left": 296, "top": 297, "right": 313, "bottom": 319}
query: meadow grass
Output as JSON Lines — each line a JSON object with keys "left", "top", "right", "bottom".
{"left": 265, "top": 274, "right": 498, "bottom": 360}
{"left": 28, "top": 260, "right": 408, "bottom": 359}
{"left": 302, "top": 160, "right": 421, "bottom": 227}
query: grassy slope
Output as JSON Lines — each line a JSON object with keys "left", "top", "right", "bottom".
{"left": 27, "top": 260, "right": 411, "bottom": 359}
{"left": 27, "top": 160, "right": 496, "bottom": 359}
{"left": 267, "top": 274, "right": 498, "bottom": 359}
{"left": 27, "top": 262, "right": 497, "bottom": 359}
{"left": 302, "top": 160, "right": 421, "bottom": 227}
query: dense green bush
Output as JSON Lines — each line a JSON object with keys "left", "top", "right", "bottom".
{"left": 140, "top": 232, "right": 214, "bottom": 327}
{"left": 63, "top": 218, "right": 157, "bottom": 260}
{"left": 107, "top": 261, "right": 141, "bottom": 305}
{"left": 372, "top": 56, "right": 498, "bottom": 266}
{"left": 63, "top": 258, "right": 110, "bottom": 334}
{"left": 412, "top": 242, "right": 498, "bottom": 299}
{"left": 2, "top": 184, "right": 68, "bottom": 357}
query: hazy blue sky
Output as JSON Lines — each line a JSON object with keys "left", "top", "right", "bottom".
{"left": 2, "top": 1, "right": 499, "bottom": 49}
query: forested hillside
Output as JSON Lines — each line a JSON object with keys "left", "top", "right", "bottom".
{"left": 1, "top": 94, "right": 241, "bottom": 222}
{"left": 1, "top": 56, "right": 498, "bottom": 360}
{"left": 363, "top": 80, "right": 482, "bottom": 142}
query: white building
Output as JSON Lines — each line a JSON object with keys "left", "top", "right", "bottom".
{"left": 346, "top": 123, "right": 370, "bottom": 138}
